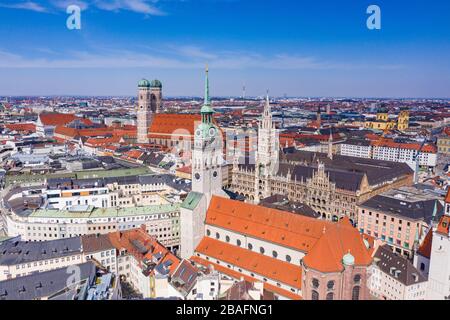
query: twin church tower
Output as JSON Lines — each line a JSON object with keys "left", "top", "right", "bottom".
{"left": 136, "top": 79, "right": 162, "bottom": 144}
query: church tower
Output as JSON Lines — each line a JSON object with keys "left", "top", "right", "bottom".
{"left": 180, "top": 66, "right": 228, "bottom": 259}
{"left": 254, "top": 94, "right": 279, "bottom": 203}
{"left": 150, "top": 79, "right": 163, "bottom": 114}
{"left": 397, "top": 107, "right": 410, "bottom": 131}
{"left": 191, "top": 66, "right": 224, "bottom": 200}
{"left": 137, "top": 79, "right": 152, "bottom": 144}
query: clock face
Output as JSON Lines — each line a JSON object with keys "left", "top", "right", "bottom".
{"left": 195, "top": 129, "right": 202, "bottom": 137}
{"left": 209, "top": 127, "right": 216, "bottom": 137}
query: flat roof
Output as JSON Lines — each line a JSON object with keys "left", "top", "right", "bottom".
{"left": 30, "top": 203, "right": 180, "bottom": 219}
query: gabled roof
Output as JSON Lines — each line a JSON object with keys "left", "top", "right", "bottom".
{"left": 149, "top": 114, "right": 201, "bottom": 137}
{"left": 417, "top": 228, "right": 433, "bottom": 259}
{"left": 374, "top": 245, "right": 426, "bottom": 286}
{"left": 302, "top": 219, "right": 373, "bottom": 272}
{"left": 203, "top": 196, "right": 373, "bottom": 273}
{"left": 0, "top": 262, "right": 96, "bottom": 300}
{"left": 436, "top": 215, "right": 450, "bottom": 236}
{"left": 39, "top": 113, "right": 92, "bottom": 127}
{"left": 195, "top": 237, "right": 302, "bottom": 290}
{"left": 205, "top": 196, "right": 329, "bottom": 253}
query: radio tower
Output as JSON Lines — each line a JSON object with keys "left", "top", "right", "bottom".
{"left": 242, "top": 83, "right": 246, "bottom": 99}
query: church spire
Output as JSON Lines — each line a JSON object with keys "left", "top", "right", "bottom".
{"left": 201, "top": 64, "right": 214, "bottom": 124}
{"left": 204, "top": 64, "right": 210, "bottom": 106}
{"left": 327, "top": 127, "right": 334, "bottom": 160}
{"left": 264, "top": 90, "right": 271, "bottom": 115}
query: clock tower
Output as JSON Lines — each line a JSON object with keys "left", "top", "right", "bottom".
{"left": 180, "top": 66, "right": 228, "bottom": 259}
{"left": 191, "top": 66, "right": 224, "bottom": 202}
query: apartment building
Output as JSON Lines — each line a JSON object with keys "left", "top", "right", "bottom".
{"left": 108, "top": 227, "right": 182, "bottom": 299}
{"left": 0, "top": 262, "right": 121, "bottom": 300}
{"left": 81, "top": 234, "right": 117, "bottom": 273}
{"left": 357, "top": 187, "right": 443, "bottom": 258}
{"left": 5, "top": 204, "right": 181, "bottom": 250}
{"left": 369, "top": 245, "right": 427, "bottom": 300}
{"left": 340, "top": 139, "right": 437, "bottom": 169}
{"left": 0, "top": 237, "right": 84, "bottom": 281}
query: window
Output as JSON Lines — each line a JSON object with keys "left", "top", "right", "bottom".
{"left": 225, "top": 236, "right": 230, "bottom": 243}
{"left": 236, "top": 239, "right": 241, "bottom": 247}
{"left": 248, "top": 243, "right": 253, "bottom": 250}
{"left": 352, "top": 286, "right": 360, "bottom": 300}
{"left": 260, "top": 247, "right": 265, "bottom": 254}
{"left": 327, "top": 281, "right": 335, "bottom": 290}
{"left": 286, "top": 255, "right": 291, "bottom": 262}
{"left": 354, "top": 274, "right": 361, "bottom": 284}
{"left": 215, "top": 232, "right": 220, "bottom": 240}
{"left": 272, "top": 250, "right": 278, "bottom": 258}
{"left": 326, "top": 292, "right": 334, "bottom": 300}
{"left": 420, "top": 263, "right": 425, "bottom": 271}
{"left": 312, "top": 278, "right": 319, "bottom": 289}
{"left": 206, "top": 229, "right": 211, "bottom": 236}
{"left": 311, "top": 290, "right": 319, "bottom": 300}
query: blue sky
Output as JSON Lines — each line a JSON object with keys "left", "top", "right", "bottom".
{"left": 0, "top": 0, "right": 449, "bottom": 97}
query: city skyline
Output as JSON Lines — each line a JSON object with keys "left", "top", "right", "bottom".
{"left": 0, "top": 0, "right": 449, "bottom": 98}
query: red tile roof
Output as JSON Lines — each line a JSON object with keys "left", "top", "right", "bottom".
{"left": 203, "top": 196, "right": 373, "bottom": 273}
{"left": 445, "top": 188, "right": 450, "bottom": 203}
{"left": 191, "top": 256, "right": 302, "bottom": 300}
{"left": 5, "top": 123, "right": 36, "bottom": 132}
{"left": 39, "top": 112, "right": 92, "bottom": 126}
{"left": 206, "top": 196, "right": 329, "bottom": 253}
{"left": 436, "top": 215, "right": 450, "bottom": 236}
{"left": 302, "top": 220, "right": 372, "bottom": 272}
{"left": 85, "top": 136, "right": 121, "bottom": 147}
{"left": 108, "top": 227, "right": 180, "bottom": 275}
{"left": 149, "top": 114, "right": 201, "bottom": 137}
{"left": 418, "top": 229, "right": 433, "bottom": 259}
{"left": 371, "top": 138, "right": 437, "bottom": 153}
{"left": 195, "top": 237, "right": 302, "bottom": 290}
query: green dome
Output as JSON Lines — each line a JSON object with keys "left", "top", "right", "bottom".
{"left": 138, "top": 79, "right": 151, "bottom": 88}
{"left": 201, "top": 104, "right": 214, "bottom": 114}
{"left": 342, "top": 252, "right": 355, "bottom": 266}
{"left": 378, "top": 106, "right": 388, "bottom": 113}
{"left": 150, "top": 79, "right": 162, "bottom": 88}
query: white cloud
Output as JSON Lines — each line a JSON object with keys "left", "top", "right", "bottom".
{"left": 92, "top": 0, "right": 165, "bottom": 15}
{"left": 0, "top": 1, "right": 48, "bottom": 12}
{"left": 0, "top": 0, "right": 164, "bottom": 15}
{"left": 0, "top": 46, "right": 404, "bottom": 71}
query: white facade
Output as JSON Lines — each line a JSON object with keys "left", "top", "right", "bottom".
{"left": 427, "top": 226, "right": 450, "bottom": 300}
{"left": 4, "top": 205, "right": 180, "bottom": 249}
{"left": 46, "top": 187, "right": 110, "bottom": 209}
{"left": 339, "top": 142, "right": 437, "bottom": 169}
{"left": 0, "top": 252, "right": 84, "bottom": 281}
{"left": 340, "top": 143, "right": 371, "bottom": 159}
{"left": 369, "top": 265, "right": 427, "bottom": 300}
{"left": 372, "top": 146, "right": 436, "bottom": 169}
{"left": 180, "top": 68, "right": 228, "bottom": 260}
{"left": 254, "top": 96, "right": 279, "bottom": 203}
{"left": 84, "top": 247, "right": 117, "bottom": 273}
